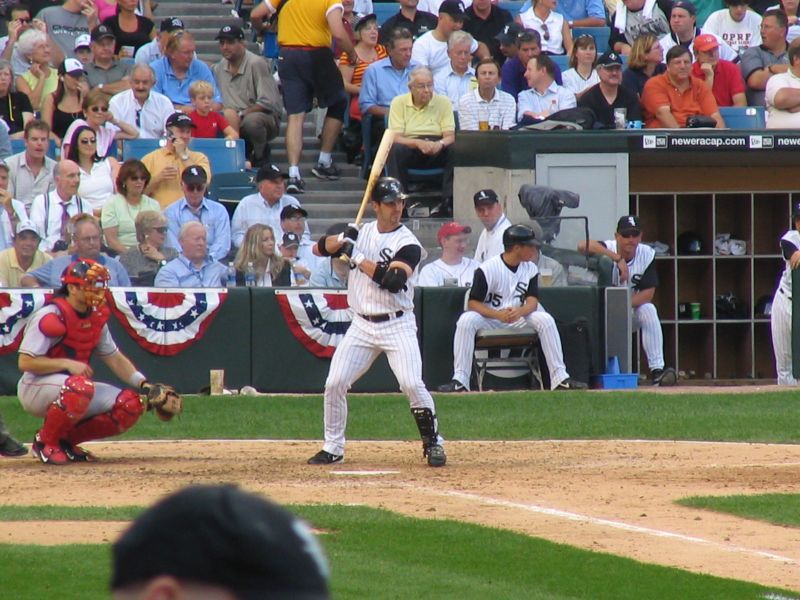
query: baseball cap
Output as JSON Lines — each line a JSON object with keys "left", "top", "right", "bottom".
{"left": 616, "top": 215, "right": 641, "bottom": 235}
{"left": 91, "top": 24, "right": 115, "bottom": 42}
{"left": 160, "top": 17, "right": 185, "bottom": 32}
{"left": 74, "top": 34, "right": 91, "bottom": 50}
{"left": 215, "top": 24, "right": 245, "bottom": 40}
{"left": 693, "top": 33, "right": 719, "bottom": 52}
{"left": 111, "top": 484, "right": 330, "bottom": 600}
{"left": 439, "top": 0, "right": 466, "bottom": 20}
{"left": 596, "top": 50, "right": 623, "bottom": 68}
{"left": 354, "top": 13, "right": 377, "bottom": 31}
{"left": 473, "top": 189, "right": 499, "bottom": 206}
{"left": 282, "top": 231, "right": 300, "bottom": 248}
{"left": 181, "top": 165, "right": 208, "bottom": 185}
{"left": 437, "top": 222, "right": 472, "bottom": 245}
{"left": 165, "top": 112, "right": 195, "bottom": 129}
{"left": 15, "top": 220, "right": 40, "bottom": 237}
{"left": 59, "top": 58, "right": 86, "bottom": 77}
{"left": 495, "top": 22, "right": 524, "bottom": 45}
{"left": 280, "top": 205, "right": 308, "bottom": 220}
{"left": 671, "top": 0, "right": 697, "bottom": 15}
{"left": 256, "top": 163, "right": 289, "bottom": 182}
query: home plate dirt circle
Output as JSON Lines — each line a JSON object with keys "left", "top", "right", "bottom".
{"left": 1, "top": 439, "right": 799, "bottom": 592}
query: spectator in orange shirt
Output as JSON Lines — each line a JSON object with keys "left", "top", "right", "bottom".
{"left": 691, "top": 33, "right": 746, "bottom": 107}
{"left": 641, "top": 45, "right": 725, "bottom": 128}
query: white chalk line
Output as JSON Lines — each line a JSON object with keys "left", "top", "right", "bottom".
{"left": 399, "top": 483, "right": 800, "bottom": 566}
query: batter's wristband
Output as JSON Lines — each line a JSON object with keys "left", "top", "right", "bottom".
{"left": 129, "top": 371, "right": 147, "bottom": 389}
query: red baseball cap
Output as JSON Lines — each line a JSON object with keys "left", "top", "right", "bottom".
{"left": 437, "top": 222, "right": 472, "bottom": 245}
{"left": 693, "top": 34, "right": 719, "bottom": 53}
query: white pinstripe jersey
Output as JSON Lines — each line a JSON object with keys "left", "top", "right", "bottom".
{"left": 604, "top": 240, "right": 656, "bottom": 290}
{"left": 779, "top": 229, "right": 800, "bottom": 294}
{"left": 348, "top": 221, "right": 426, "bottom": 315}
{"left": 477, "top": 255, "right": 538, "bottom": 310}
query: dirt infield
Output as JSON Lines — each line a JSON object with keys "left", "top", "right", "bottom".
{"left": 1, "top": 438, "right": 800, "bottom": 592}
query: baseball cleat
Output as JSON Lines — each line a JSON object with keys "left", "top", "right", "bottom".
{"left": 424, "top": 444, "right": 447, "bottom": 467}
{"left": 31, "top": 434, "right": 69, "bottom": 465}
{"left": 0, "top": 434, "right": 27, "bottom": 457}
{"left": 554, "top": 378, "right": 588, "bottom": 390}
{"left": 652, "top": 367, "right": 678, "bottom": 387}
{"left": 436, "top": 380, "right": 468, "bottom": 393}
{"left": 307, "top": 450, "right": 344, "bottom": 465}
{"left": 60, "top": 440, "right": 95, "bottom": 462}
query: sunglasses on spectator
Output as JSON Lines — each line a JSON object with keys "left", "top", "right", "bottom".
{"left": 540, "top": 22, "right": 550, "bottom": 42}
{"left": 185, "top": 183, "right": 205, "bottom": 191}
{"left": 90, "top": 106, "right": 109, "bottom": 112}
{"left": 129, "top": 175, "right": 147, "bottom": 181}
{"left": 152, "top": 226, "right": 168, "bottom": 233}
{"left": 16, "top": 17, "right": 31, "bottom": 23}
{"left": 79, "top": 137, "right": 96, "bottom": 145}
{"left": 619, "top": 232, "right": 640, "bottom": 239}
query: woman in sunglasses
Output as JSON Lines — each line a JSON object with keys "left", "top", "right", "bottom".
{"left": 119, "top": 210, "right": 178, "bottom": 286}
{"left": 102, "top": 158, "right": 161, "bottom": 255}
{"left": 66, "top": 124, "right": 119, "bottom": 217}
{"left": 61, "top": 88, "right": 138, "bottom": 158}
{"left": 517, "top": 0, "right": 573, "bottom": 55}
{"left": 41, "top": 59, "right": 89, "bottom": 146}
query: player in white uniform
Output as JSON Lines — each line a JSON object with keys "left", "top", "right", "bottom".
{"left": 418, "top": 221, "right": 480, "bottom": 287}
{"left": 770, "top": 203, "right": 800, "bottom": 386}
{"left": 474, "top": 189, "right": 512, "bottom": 263}
{"left": 437, "top": 224, "right": 588, "bottom": 392}
{"left": 579, "top": 215, "right": 677, "bottom": 386}
{"left": 307, "top": 178, "right": 446, "bottom": 467}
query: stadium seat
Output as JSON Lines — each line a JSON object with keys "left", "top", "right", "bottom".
{"left": 550, "top": 54, "right": 570, "bottom": 72}
{"left": 498, "top": 0, "right": 524, "bottom": 14}
{"left": 206, "top": 170, "right": 258, "bottom": 218}
{"left": 10, "top": 139, "right": 58, "bottom": 159}
{"left": 719, "top": 106, "right": 766, "bottom": 129}
{"left": 572, "top": 26, "right": 611, "bottom": 53}
{"left": 122, "top": 138, "right": 247, "bottom": 173}
{"left": 374, "top": 2, "right": 399, "bottom": 25}
{"left": 122, "top": 138, "right": 162, "bottom": 160}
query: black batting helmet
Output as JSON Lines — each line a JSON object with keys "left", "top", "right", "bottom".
{"left": 502, "top": 224, "right": 540, "bottom": 248}
{"left": 371, "top": 177, "right": 407, "bottom": 203}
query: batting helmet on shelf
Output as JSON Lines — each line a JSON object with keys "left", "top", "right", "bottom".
{"left": 677, "top": 231, "right": 703, "bottom": 255}
{"left": 502, "top": 224, "right": 540, "bottom": 248}
{"left": 371, "top": 177, "right": 407, "bottom": 203}
{"left": 755, "top": 295, "right": 773, "bottom": 316}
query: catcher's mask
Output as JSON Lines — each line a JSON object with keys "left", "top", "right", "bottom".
{"left": 61, "top": 259, "right": 110, "bottom": 308}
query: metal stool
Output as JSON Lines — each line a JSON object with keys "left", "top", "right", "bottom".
{"left": 472, "top": 328, "right": 544, "bottom": 392}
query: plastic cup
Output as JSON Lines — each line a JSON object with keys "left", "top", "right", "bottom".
{"left": 606, "top": 355, "right": 621, "bottom": 374}
{"left": 690, "top": 302, "right": 701, "bottom": 320}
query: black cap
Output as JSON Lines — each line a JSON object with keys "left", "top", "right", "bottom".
{"left": 111, "top": 484, "right": 330, "bottom": 600}
{"left": 280, "top": 205, "right": 308, "bottom": 220}
{"left": 671, "top": 0, "right": 697, "bottom": 15}
{"left": 597, "top": 50, "right": 623, "bottom": 68}
{"left": 355, "top": 13, "right": 377, "bottom": 31}
{"left": 91, "top": 24, "right": 115, "bottom": 42}
{"left": 160, "top": 17, "right": 185, "bottom": 32}
{"left": 257, "top": 164, "right": 289, "bottom": 182}
{"left": 473, "top": 189, "right": 499, "bottom": 206}
{"left": 59, "top": 58, "right": 86, "bottom": 77}
{"left": 215, "top": 24, "right": 245, "bottom": 40}
{"left": 616, "top": 215, "right": 641, "bottom": 235}
{"left": 438, "top": 0, "right": 466, "bottom": 19}
{"left": 282, "top": 231, "right": 300, "bottom": 248}
{"left": 495, "top": 22, "right": 524, "bottom": 45}
{"left": 181, "top": 165, "right": 208, "bottom": 185}
{"left": 165, "top": 112, "right": 195, "bottom": 129}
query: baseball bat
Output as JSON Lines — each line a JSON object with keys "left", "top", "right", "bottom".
{"left": 338, "top": 128, "right": 396, "bottom": 262}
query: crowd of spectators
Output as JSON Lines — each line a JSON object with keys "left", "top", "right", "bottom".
{"left": 0, "top": 0, "right": 792, "bottom": 289}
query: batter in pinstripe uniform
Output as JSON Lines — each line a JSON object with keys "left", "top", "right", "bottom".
{"left": 307, "top": 177, "right": 446, "bottom": 467}
{"left": 579, "top": 215, "right": 677, "bottom": 386}
{"left": 771, "top": 203, "right": 800, "bottom": 386}
{"left": 438, "top": 224, "right": 587, "bottom": 392}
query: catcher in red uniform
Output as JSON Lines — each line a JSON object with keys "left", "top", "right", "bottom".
{"left": 17, "top": 259, "right": 181, "bottom": 465}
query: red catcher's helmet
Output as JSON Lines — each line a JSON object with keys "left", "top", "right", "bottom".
{"left": 61, "top": 259, "right": 110, "bottom": 308}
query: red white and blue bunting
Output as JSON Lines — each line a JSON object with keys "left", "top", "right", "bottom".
{"left": 275, "top": 290, "right": 352, "bottom": 358}
{"left": 109, "top": 288, "right": 227, "bottom": 356}
{"left": 0, "top": 290, "right": 52, "bottom": 355}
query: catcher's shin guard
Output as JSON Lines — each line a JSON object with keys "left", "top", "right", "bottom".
{"left": 38, "top": 375, "right": 94, "bottom": 446}
{"left": 67, "top": 389, "right": 144, "bottom": 445}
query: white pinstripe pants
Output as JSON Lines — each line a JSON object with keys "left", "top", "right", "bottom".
{"left": 633, "top": 303, "right": 664, "bottom": 371}
{"left": 771, "top": 288, "right": 797, "bottom": 386}
{"left": 322, "top": 313, "right": 436, "bottom": 456}
{"left": 451, "top": 306, "right": 569, "bottom": 391}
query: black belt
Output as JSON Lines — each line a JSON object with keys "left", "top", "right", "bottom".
{"left": 780, "top": 288, "right": 792, "bottom": 301}
{"left": 359, "top": 311, "right": 403, "bottom": 323}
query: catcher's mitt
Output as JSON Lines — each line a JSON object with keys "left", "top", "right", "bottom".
{"left": 143, "top": 383, "right": 183, "bottom": 421}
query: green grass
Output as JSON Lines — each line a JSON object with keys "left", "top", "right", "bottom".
{"left": 678, "top": 493, "right": 800, "bottom": 528}
{"left": 2, "top": 391, "right": 799, "bottom": 443}
{"left": 1, "top": 505, "right": 798, "bottom": 600}
{"left": 0, "top": 505, "right": 143, "bottom": 521}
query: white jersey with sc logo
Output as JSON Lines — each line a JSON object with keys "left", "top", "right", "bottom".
{"left": 349, "top": 221, "right": 426, "bottom": 315}
{"left": 479, "top": 254, "right": 537, "bottom": 309}
{"left": 603, "top": 240, "right": 656, "bottom": 289}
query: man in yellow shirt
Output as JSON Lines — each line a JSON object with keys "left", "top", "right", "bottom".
{"left": 387, "top": 65, "right": 456, "bottom": 217}
{"left": 251, "top": 0, "right": 356, "bottom": 194}
{"left": 141, "top": 112, "right": 212, "bottom": 209}
{"left": 0, "top": 221, "right": 51, "bottom": 287}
